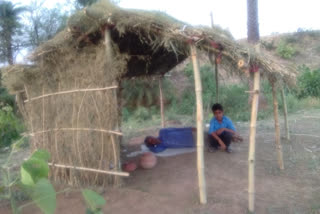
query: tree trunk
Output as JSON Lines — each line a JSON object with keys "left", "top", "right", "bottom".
{"left": 5, "top": 33, "right": 14, "bottom": 65}
{"left": 247, "top": 0, "right": 260, "bottom": 44}
{"left": 190, "top": 44, "right": 207, "bottom": 205}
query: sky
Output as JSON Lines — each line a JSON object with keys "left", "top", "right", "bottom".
{"left": 12, "top": 0, "right": 320, "bottom": 39}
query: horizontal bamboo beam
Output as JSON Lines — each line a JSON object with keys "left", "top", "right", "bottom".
{"left": 48, "top": 163, "right": 129, "bottom": 177}
{"left": 29, "top": 128, "right": 123, "bottom": 136}
{"left": 24, "top": 86, "right": 118, "bottom": 103}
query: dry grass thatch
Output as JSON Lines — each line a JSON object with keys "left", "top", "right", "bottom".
{"left": 2, "top": 0, "right": 297, "bottom": 187}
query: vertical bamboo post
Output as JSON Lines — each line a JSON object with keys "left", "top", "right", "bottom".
{"left": 208, "top": 53, "right": 219, "bottom": 103}
{"left": 271, "top": 82, "right": 285, "bottom": 170}
{"left": 209, "top": 13, "right": 219, "bottom": 103}
{"left": 190, "top": 44, "right": 207, "bottom": 205}
{"left": 248, "top": 70, "right": 260, "bottom": 213}
{"left": 42, "top": 87, "right": 45, "bottom": 145}
{"left": 210, "top": 11, "right": 214, "bottom": 28}
{"left": 280, "top": 87, "right": 290, "bottom": 141}
{"left": 159, "top": 77, "right": 165, "bottom": 128}
{"left": 215, "top": 58, "right": 219, "bottom": 103}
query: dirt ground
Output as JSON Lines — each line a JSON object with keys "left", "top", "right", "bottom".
{"left": 1, "top": 110, "right": 320, "bottom": 214}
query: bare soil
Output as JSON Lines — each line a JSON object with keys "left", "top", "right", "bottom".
{"left": 1, "top": 110, "right": 320, "bottom": 214}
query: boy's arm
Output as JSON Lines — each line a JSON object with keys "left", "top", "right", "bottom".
{"left": 211, "top": 132, "right": 227, "bottom": 150}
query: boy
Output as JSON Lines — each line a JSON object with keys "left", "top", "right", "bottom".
{"left": 208, "top": 103, "right": 240, "bottom": 153}
{"left": 144, "top": 127, "right": 195, "bottom": 153}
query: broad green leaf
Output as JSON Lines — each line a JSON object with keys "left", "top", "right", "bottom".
{"left": 31, "top": 179, "right": 56, "bottom": 214}
{"left": 82, "top": 189, "right": 106, "bottom": 210}
{"left": 21, "top": 165, "right": 35, "bottom": 186}
{"left": 30, "top": 150, "right": 51, "bottom": 162}
{"left": 21, "top": 158, "right": 49, "bottom": 186}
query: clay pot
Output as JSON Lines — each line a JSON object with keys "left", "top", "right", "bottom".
{"left": 123, "top": 162, "right": 137, "bottom": 172}
{"left": 139, "top": 152, "right": 157, "bottom": 169}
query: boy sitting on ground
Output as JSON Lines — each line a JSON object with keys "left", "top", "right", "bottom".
{"left": 208, "top": 103, "right": 242, "bottom": 153}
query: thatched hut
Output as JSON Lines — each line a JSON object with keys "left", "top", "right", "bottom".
{"left": 3, "top": 0, "right": 295, "bottom": 199}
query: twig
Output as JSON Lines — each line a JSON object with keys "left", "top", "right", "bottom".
{"left": 24, "top": 86, "right": 118, "bottom": 103}
{"left": 29, "top": 128, "right": 123, "bottom": 136}
{"left": 291, "top": 133, "right": 320, "bottom": 138}
{"left": 48, "top": 163, "right": 129, "bottom": 177}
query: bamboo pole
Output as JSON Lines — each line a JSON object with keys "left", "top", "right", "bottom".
{"left": 280, "top": 87, "right": 290, "bottom": 141}
{"left": 24, "top": 86, "right": 118, "bottom": 103}
{"left": 209, "top": 13, "right": 219, "bottom": 103}
{"left": 215, "top": 58, "right": 219, "bottom": 103}
{"left": 190, "top": 44, "right": 207, "bottom": 205}
{"left": 159, "top": 77, "right": 165, "bottom": 128}
{"left": 248, "top": 70, "right": 260, "bottom": 213}
{"left": 29, "top": 128, "right": 123, "bottom": 136}
{"left": 271, "top": 82, "right": 285, "bottom": 170}
{"left": 48, "top": 163, "right": 129, "bottom": 177}
{"left": 208, "top": 53, "right": 219, "bottom": 103}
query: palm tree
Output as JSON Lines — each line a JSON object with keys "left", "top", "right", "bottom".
{"left": 75, "top": 0, "right": 98, "bottom": 8}
{"left": 0, "top": 1, "right": 26, "bottom": 65}
{"left": 247, "top": 0, "right": 260, "bottom": 44}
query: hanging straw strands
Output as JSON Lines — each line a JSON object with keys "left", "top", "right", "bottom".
{"left": 29, "top": 128, "right": 123, "bottom": 136}
{"left": 48, "top": 163, "right": 129, "bottom": 177}
{"left": 24, "top": 86, "right": 118, "bottom": 103}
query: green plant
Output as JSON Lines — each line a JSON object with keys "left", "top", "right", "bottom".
{"left": 1, "top": 142, "right": 106, "bottom": 214}
{"left": 297, "top": 66, "right": 320, "bottom": 98}
{"left": 82, "top": 189, "right": 106, "bottom": 214}
{"left": 276, "top": 40, "right": 297, "bottom": 59}
{"left": 261, "top": 40, "right": 275, "bottom": 50}
{"left": 133, "top": 107, "right": 151, "bottom": 121}
{"left": 0, "top": 105, "right": 24, "bottom": 148}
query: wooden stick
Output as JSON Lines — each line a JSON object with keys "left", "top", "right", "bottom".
{"left": 271, "top": 82, "right": 285, "bottom": 170}
{"left": 190, "top": 44, "right": 207, "bottom": 205}
{"left": 42, "top": 87, "right": 45, "bottom": 145}
{"left": 209, "top": 13, "right": 219, "bottom": 103}
{"left": 208, "top": 52, "right": 219, "bottom": 103}
{"left": 159, "top": 77, "right": 165, "bottom": 128}
{"left": 290, "top": 133, "right": 320, "bottom": 138}
{"left": 210, "top": 11, "right": 214, "bottom": 28}
{"left": 215, "top": 57, "right": 219, "bottom": 103}
{"left": 24, "top": 86, "right": 118, "bottom": 103}
{"left": 280, "top": 87, "right": 290, "bottom": 141}
{"left": 248, "top": 70, "right": 260, "bottom": 213}
{"left": 48, "top": 163, "right": 129, "bottom": 177}
{"left": 29, "top": 128, "right": 123, "bottom": 136}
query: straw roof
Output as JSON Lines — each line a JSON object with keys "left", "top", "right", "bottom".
{"left": 4, "top": 0, "right": 296, "bottom": 91}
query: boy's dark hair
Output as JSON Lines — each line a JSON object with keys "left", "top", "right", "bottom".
{"left": 212, "top": 103, "right": 223, "bottom": 112}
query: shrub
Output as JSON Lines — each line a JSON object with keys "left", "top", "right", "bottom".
{"left": 297, "top": 67, "right": 320, "bottom": 98}
{"left": 133, "top": 107, "right": 151, "bottom": 121}
{"left": 261, "top": 40, "right": 275, "bottom": 50}
{"left": 0, "top": 105, "right": 24, "bottom": 148}
{"left": 276, "top": 40, "right": 297, "bottom": 59}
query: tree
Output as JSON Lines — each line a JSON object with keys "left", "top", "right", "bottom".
{"left": 247, "top": 0, "right": 260, "bottom": 44}
{"left": 75, "top": 0, "right": 121, "bottom": 9}
{"left": 25, "top": 1, "right": 68, "bottom": 48}
{"left": 0, "top": 1, "right": 26, "bottom": 65}
{"left": 75, "top": 0, "right": 99, "bottom": 8}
